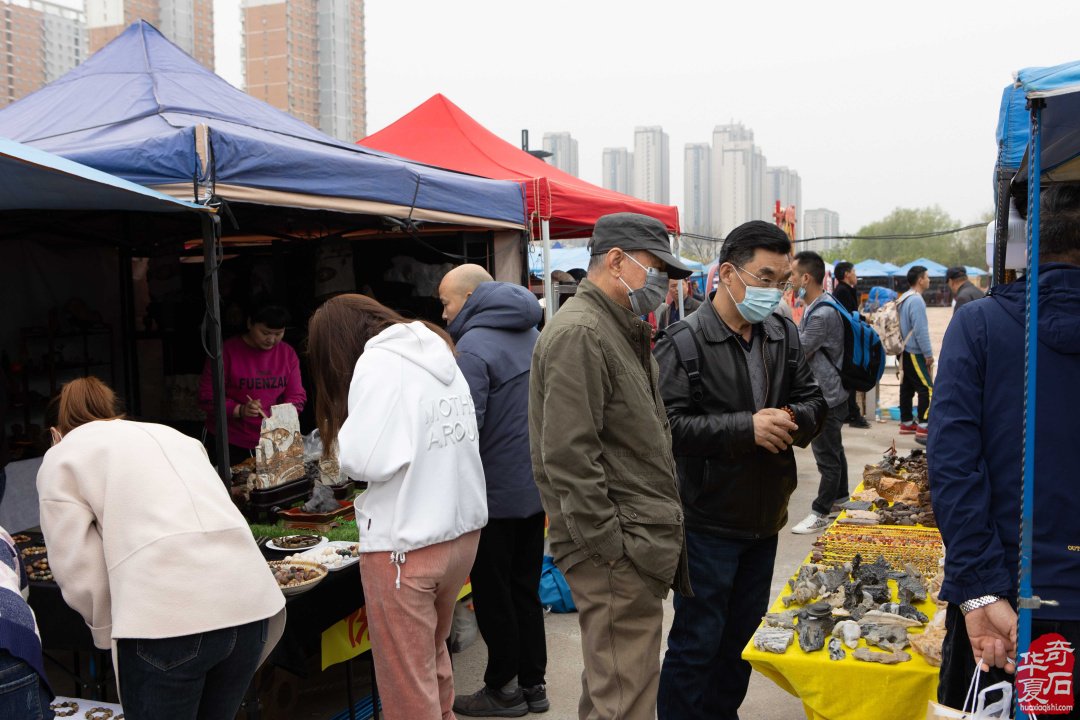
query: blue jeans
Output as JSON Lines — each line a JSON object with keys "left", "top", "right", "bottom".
{"left": 117, "top": 619, "right": 268, "bottom": 720}
{"left": 658, "top": 530, "right": 778, "bottom": 720}
{"left": 0, "top": 650, "right": 53, "bottom": 720}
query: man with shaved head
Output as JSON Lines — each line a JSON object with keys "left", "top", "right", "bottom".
{"left": 438, "top": 265, "right": 549, "bottom": 717}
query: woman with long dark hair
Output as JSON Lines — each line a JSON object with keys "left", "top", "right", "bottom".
{"left": 37, "top": 377, "right": 284, "bottom": 719}
{"left": 307, "top": 294, "right": 487, "bottom": 720}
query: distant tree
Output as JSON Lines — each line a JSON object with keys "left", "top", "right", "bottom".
{"left": 828, "top": 206, "right": 990, "bottom": 268}
{"left": 678, "top": 234, "right": 721, "bottom": 265}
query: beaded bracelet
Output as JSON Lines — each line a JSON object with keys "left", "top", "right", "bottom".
{"left": 84, "top": 708, "right": 113, "bottom": 720}
{"left": 49, "top": 701, "right": 78, "bottom": 717}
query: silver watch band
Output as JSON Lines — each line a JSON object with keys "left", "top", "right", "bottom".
{"left": 959, "top": 594, "right": 1000, "bottom": 615}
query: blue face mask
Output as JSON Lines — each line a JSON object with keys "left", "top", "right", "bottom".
{"left": 797, "top": 286, "right": 807, "bottom": 300}
{"left": 726, "top": 267, "right": 783, "bottom": 324}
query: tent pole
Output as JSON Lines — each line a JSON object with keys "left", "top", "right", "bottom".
{"left": 117, "top": 239, "right": 140, "bottom": 414}
{"left": 673, "top": 233, "right": 684, "bottom": 319}
{"left": 203, "top": 213, "right": 230, "bottom": 483}
{"left": 1016, "top": 98, "right": 1050, "bottom": 720}
{"left": 541, "top": 219, "right": 554, "bottom": 322}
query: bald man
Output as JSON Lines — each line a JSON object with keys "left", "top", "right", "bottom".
{"left": 438, "top": 265, "right": 550, "bottom": 717}
{"left": 439, "top": 264, "right": 495, "bottom": 325}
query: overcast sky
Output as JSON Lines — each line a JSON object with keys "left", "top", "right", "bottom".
{"left": 214, "top": 0, "right": 1080, "bottom": 234}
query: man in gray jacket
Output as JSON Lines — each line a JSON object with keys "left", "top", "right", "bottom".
{"left": 439, "top": 265, "right": 549, "bottom": 717}
{"left": 531, "top": 213, "right": 692, "bottom": 720}
{"left": 790, "top": 251, "right": 851, "bottom": 535}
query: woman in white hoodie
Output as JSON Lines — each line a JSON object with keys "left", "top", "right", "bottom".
{"left": 308, "top": 294, "right": 487, "bottom": 720}
{"left": 37, "top": 377, "right": 285, "bottom": 719}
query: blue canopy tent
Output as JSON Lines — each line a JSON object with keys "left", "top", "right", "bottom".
{"left": 852, "top": 259, "right": 897, "bottom": 277}
{"left": 528, "top": 245, "right": 706, "bottom": 278}
{"left": 964, "top": 265, "right": 989, "bottom": 277}
{"left": 895, "top": 257, "right": 949, "bottom": 278}
{"left": 0, "top": 21, "right": 526, "bottom": 231}
{"left": 993, "top": 60, "right": 1080, "bottom": 283}
{"left": 527, "top": 246, "right": 592, "bottom": 277}
{"left": 0, "top": 136, "right": 211, "bottom": 213}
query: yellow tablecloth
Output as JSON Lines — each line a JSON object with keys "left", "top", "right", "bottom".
{"left": 743, "top": 512, "right": 945, "bottom": 720}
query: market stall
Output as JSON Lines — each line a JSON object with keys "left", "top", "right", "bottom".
{"left": 743, "top": 449, "right": 947, "bottom": 720}
{"left": 0, "top": 21, "right": 528, "bottom": 474}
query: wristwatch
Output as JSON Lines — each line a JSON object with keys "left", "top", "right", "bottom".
{"left": 959, "top": 594, "right": 1001, "bottom": 615}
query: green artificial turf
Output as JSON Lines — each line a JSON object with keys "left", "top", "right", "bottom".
{"left": 249, "top": 519, "right": 359, "bottom": 543}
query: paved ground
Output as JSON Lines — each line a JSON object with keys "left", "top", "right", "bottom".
{"left": 450, "top": 306, "right": 954, "bottom": 720}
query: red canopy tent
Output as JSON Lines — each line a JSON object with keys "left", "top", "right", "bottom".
{"left": 359, "top": 94, "right": 681, "bottom": 239}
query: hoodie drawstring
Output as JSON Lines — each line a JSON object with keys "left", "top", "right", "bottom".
{"left": 390, "top": 551, "right": 407, "bottom": 589}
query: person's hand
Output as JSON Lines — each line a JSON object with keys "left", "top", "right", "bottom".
{"left": 965, "top": 599, "right": 1017, "bottom": 673}
{"left": 752, "top": 408, "right": 797, "bottom": 454}
{"left": 926, "top": 356, "right": 935, "bottom": 376}
{"left": 237, "top": 398, "right": 264, "bottom": 418}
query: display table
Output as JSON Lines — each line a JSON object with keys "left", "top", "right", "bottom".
{"left": 742, "top": 488, "right": 946, "bottom": 720}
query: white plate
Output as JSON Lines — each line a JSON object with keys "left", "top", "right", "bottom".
{"left": 266, "top": 535, "right": 328, "bottom": 552}
{"left": 293, "top": 540, "right": 361, "bottom": 571}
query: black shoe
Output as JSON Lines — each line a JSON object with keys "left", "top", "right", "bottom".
{"left": 847, "top": 416, "right": 871, "bottom": 429}
{"left": 522, "top": 684, "right": 550, "bottom": 713}
{"left": 453, "top": 686, "right": 528, "bottom": 717}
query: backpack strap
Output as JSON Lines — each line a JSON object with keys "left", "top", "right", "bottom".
{"left": 799, "top": 297, "right": 846, "bottom": 371}
{"left": 666, "top": 320, "right": 704, "bottom": 407}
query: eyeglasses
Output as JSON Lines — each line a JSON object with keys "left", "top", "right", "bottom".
{"left": 736, "top": 265, "right": 793, "bottom": 293}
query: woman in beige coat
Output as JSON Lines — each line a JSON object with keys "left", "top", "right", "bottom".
{"left": 37, "top": 377, "right": 285, "bottom": 719}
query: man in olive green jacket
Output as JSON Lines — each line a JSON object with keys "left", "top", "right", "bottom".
{"left": 530, "top": 212, "right": 692, "bottom": 720}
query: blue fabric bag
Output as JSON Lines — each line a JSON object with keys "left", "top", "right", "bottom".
{"left": 539, "top": 555, "right": 576, "bottom": 613}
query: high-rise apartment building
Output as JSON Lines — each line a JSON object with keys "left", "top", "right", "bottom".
{"left": 87, "top": 0, "right": 214, "bottom": 69}
{"left": 633, "top": 126, "right": 669, "bottom": 204}
{"left": 711, "top": 122, "right": 768, "bottom": 238}
{"left": 542, "top": 131, "right": 578, "bottom": 177}
{"left": 767, "top": 166, "right": 802, "bottom": 238}
{"left": 683, "top": 143, "right": 710, "bottom": 236}
{"left": 803, "top": 208, "right": 840, "bottom": 252}
{"left": 2, "top": 0, "right": 86, "bottom": 108}
{"left": 243, "top": 0, "right": 365, "bottom": 142}
{"left": 601, "top": 147, "right": 633, "bottom": 195}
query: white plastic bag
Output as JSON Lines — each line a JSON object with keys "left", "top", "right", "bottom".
{"left": 927, "top": 662, "right": 1014, "bottom": 719}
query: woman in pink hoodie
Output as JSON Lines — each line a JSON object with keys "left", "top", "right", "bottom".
{"left": 198, "top": 303, "right": 306, "bottom": 467}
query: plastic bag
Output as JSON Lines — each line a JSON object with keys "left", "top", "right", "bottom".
{"left": 927, "top": 662, "right": 1013, "bottom": 719}
{"left": 539, "top": 556, "right": 576, "bottom": 613}
{"left": 449, "top": 598, "right": 479, "bottom": 653}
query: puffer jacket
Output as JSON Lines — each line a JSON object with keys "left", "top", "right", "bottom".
{"left": 448, "top": 282, "right": 544, "bottom": 519}
{"left": 654, "top": 297, "right": 826, "bottom": 538}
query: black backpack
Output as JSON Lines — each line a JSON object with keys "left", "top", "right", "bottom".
{"left": 802, "top": 297, "right": 886, "bottom": 392}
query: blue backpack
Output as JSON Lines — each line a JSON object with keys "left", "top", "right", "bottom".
{"left": 803, "top": 297, "right": 886, "bottom": 392}
{"left": 538, "top": 556, "right": 576, "bottom": 613}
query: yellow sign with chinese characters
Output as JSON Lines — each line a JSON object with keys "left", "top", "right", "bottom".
{"left": 321, "top": 581, "right": 472, "bottom": 670}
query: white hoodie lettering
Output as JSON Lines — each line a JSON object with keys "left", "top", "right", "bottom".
{"left": 425, "top": 394, "right": 478, "bottom": 449}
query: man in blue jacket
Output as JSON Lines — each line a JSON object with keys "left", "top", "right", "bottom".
{"left": 929, "top": 183, "right": 1080, "bottom": 709}
{"left": 439, "top": 265, "right": 549, "bottom": 717}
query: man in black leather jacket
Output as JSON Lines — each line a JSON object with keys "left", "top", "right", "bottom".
{"left": 654, "top": 221, "right": 826, "bottom": 720}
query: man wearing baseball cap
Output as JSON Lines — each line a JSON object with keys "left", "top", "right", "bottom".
{"left": 530, "top": 212, "right": 692, "bottom": 720}
{"left": 945, "top": 266, "right": 984, "bottom": 311}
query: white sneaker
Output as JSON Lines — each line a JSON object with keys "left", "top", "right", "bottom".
{"left": 791, "top": 512, "right": 831, "bottom": 535}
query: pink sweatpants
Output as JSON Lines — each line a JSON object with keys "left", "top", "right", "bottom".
{"left": 359, "top": 530, "right": 480, "bottom": 720}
